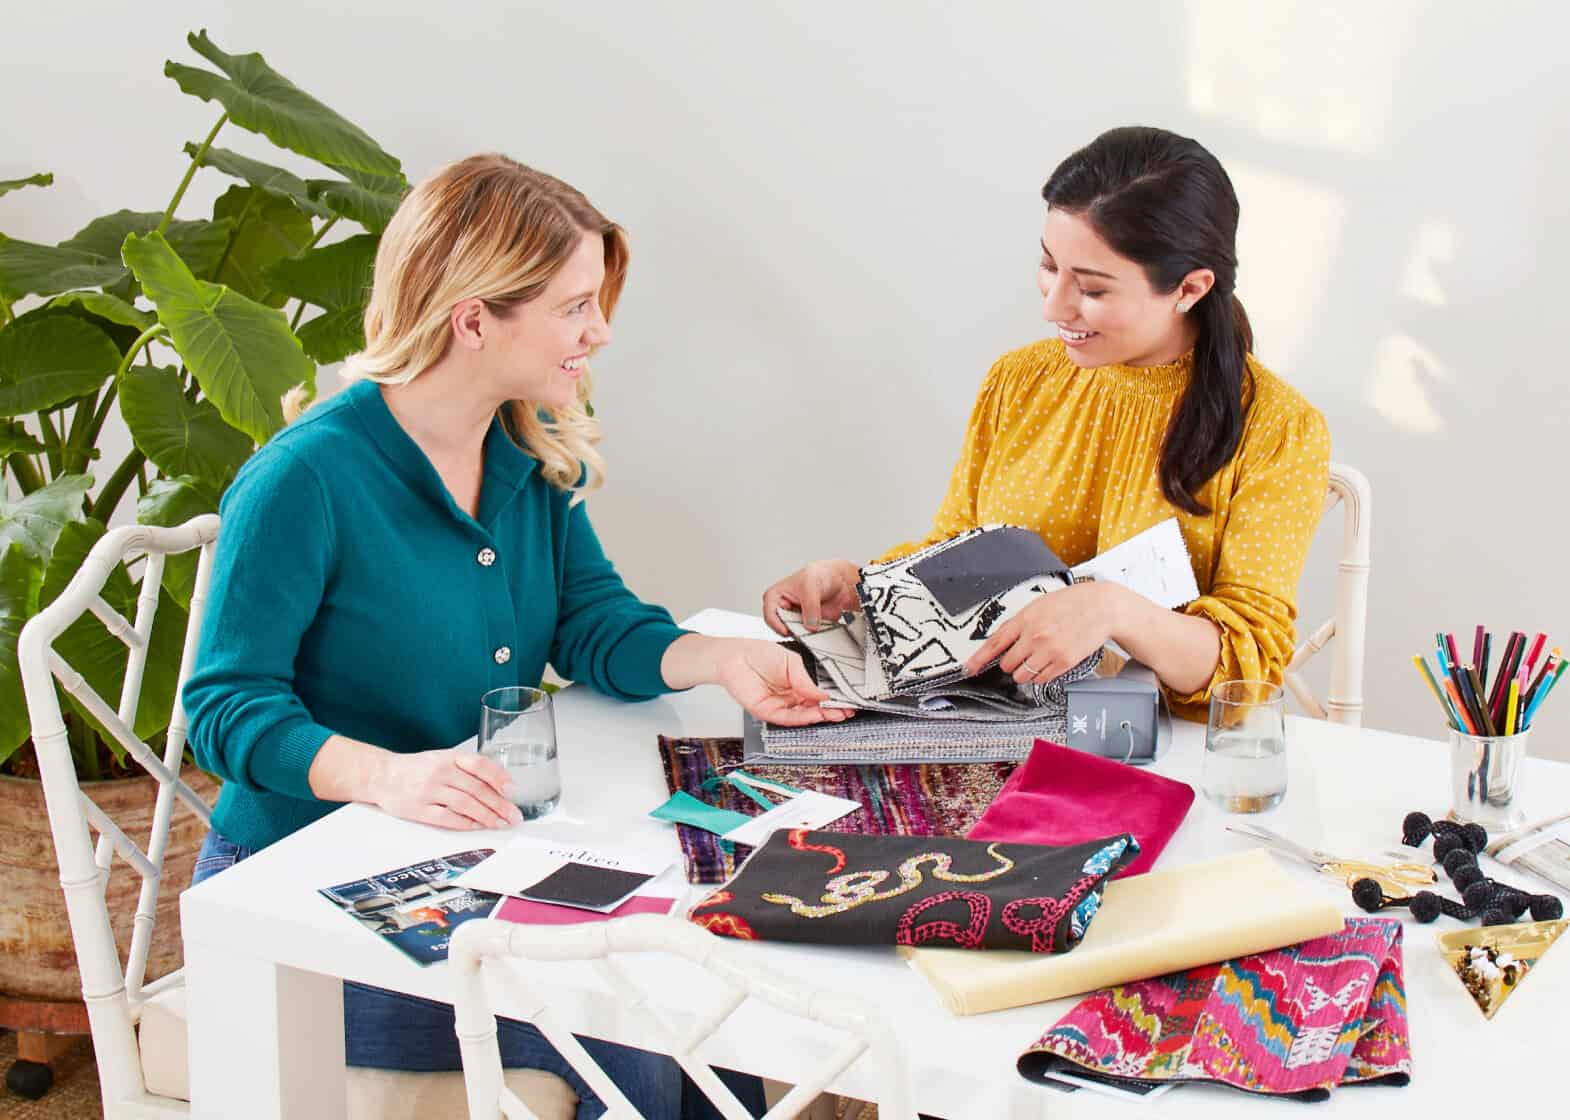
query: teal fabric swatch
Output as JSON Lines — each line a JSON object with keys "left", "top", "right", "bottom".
{"left": 650, "top": 790, "right": 753, "bottom": 836}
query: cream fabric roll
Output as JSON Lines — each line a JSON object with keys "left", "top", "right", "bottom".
{"left": 901, "top": 848, "right": 1346, "bottom": 1015}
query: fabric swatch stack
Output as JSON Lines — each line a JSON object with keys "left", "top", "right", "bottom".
{"left": 757, "top": 520, "right": 1199, "bottom": 763}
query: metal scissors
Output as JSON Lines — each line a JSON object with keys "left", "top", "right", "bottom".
{"left": 1227, "top": 823, "right": 1436, "bottom": 894}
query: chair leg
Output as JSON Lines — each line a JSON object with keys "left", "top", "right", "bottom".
{"left": 6, "top": 1031, "right": 83, "bottom": 1099}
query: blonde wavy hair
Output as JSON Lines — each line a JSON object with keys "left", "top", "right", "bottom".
{"left": 286, "top": 153, "right": 625, "bottom": 497}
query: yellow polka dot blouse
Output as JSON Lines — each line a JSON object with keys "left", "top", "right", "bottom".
{"left": 877, "top": 338, "right": 1332, "bottom": 722}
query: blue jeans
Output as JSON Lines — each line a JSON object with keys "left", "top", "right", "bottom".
{"left": 190, "top": 830, "right": 763, "bottom": 1120}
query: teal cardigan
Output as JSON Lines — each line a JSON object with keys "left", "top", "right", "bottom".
{"left": 182, "top": 380, "right": 688, "bottom": 851}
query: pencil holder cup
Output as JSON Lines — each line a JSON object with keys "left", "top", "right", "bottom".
{"left": 1448, "top": 727, "right": 1529, "bottom": 830}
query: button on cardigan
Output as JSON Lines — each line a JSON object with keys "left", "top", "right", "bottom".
{"left": 183, "top": 380, "right": 688, "bottom": 851}
{"left": 877, "top": 338, "right": 1331, "bottom": 723}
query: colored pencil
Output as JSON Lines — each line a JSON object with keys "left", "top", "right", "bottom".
{"left": 1524, "top": 660, "right": 1567, "bottom": 728}
{"left": 1465, "top": 665, "right": 1497, "bottom": 736}
{"left": 1448, "top": 678, "right": 1479, "bottom": 734}
{"left": 1490, "top": 633, "right": 1523, "bottom": 729}
{"left": 1472, "top": 625, "right": 1486, "bottom": 677}
{"left": 1446, "top": 632, "right": 1462, "bottom": 670}
{"left": 1524, "top": 632, "right": 1548, "bottom": 675}
{"left": 1480, "top": 632, "right": 1493, "bottom": 694}
{"left": 1506, "top": 678, "right": 1521, "bottom": 736}
{"left": 1414, "top": 655, "right": 1460, "bottom": 730}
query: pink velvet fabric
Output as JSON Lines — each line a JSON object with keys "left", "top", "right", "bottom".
{"left": 966, "top": 739, "right": 1194, "bottom": 877}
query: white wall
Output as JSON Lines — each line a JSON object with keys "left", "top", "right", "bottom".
{"left": 7, "top": 1, "right": 1569, "bottom": 757}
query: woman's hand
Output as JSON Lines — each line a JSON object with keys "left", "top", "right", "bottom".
{"left": 761, "top": 559, "right": 861, "bottom": 635}
{"left": 963, "top": 582, "right": 1129, "bottom": 684}
{"left": 662, "top": 634, "right": 852, "bottom": 726}
{"left": 364, "top": 748, "right": 522, "bottom": 831}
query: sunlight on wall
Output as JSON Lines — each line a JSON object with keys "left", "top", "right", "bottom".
{"left": 1400, "top": 221, "right": 1458, "bottom": 307}
{"left": 1185, "top": 0, "right": 1416, "bottom": 154}
{"left": 1228, "top": 161, "right": 1345, "bottom": 372}
{"left": 1366, "top": 333, "right": 1448, "bottom": 434}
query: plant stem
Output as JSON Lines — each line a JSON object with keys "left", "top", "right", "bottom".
{"left": 86, "top": 380, "right": 120, "bottom": 450}
{"left": 36, "top": 410, "right": 63, "bottom": 475}
{"left": 288, "top": 299, "right": 309, "bottom": 331}
{"left": 89, "top": 447, "right": 147, "bottom": 523}
{"left": 4, "top": 453, "right": 43, "bottom": 493}
{"left": 63, "top": 391, "right": 98, "bottom": 474}
{"left": 117, "top": 324, "right": 167, "bottom": 381}
{"left": 301, "top": 214, "right": 339, "bottom": 252}
{"left": 158, "top": 113, "right": 228, "bottom": 236}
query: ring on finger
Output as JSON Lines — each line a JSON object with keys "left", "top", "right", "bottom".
{"left": 1022, "top": 661, "right": 1042, "bottom": 676}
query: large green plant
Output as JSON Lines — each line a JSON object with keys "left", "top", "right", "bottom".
{"left": 0, "top": 30, "right": 406, "bottom": 778}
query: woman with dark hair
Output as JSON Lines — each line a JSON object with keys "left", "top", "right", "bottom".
{"left": 763, "top": 126, "right": 1330, "bottom": 720}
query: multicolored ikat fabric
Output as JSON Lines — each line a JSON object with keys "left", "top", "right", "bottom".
{"left": 657, "top": 735, "right": 1014, "bottom": 883}
{"left": 1018, "top": 917, "right": 1412, "bottom": 1101}
{"left": 691, "top": 829, "right": 1138, "bottom": 953}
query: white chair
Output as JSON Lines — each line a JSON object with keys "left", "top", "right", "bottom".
{"left": 1283, "top": 462, "right": 1372, "bottom": 726}
{"left": 17, "top": 516, "right": 575, "bottom": 1119}
{"left": 451, "top": 915, "right": 915, "bottom": 1120}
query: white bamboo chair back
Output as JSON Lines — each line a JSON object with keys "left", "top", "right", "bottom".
{"left": 16, "top": 515, "right": 220, "bottom": 1119}
{"left": 1283, "top": 462, "right": 1371, "bottom": 726}
{"left": 451, "top": 915, "right": 915, "bottom": 1120}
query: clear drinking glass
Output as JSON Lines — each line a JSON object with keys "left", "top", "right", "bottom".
{"left": 1202, "top": 680, "right": 1288, "bottom": 813}
{"left": 478, "top": 686, "right": 561, "bottom": 820}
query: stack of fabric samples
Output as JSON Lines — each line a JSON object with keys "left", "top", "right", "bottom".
{"left": 759, "top": 520, "right": 1198, "bottom": 763}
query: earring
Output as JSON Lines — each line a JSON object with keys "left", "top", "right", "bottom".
{"left": 1175, "top": 302, "right": 1190, "bottom": 313}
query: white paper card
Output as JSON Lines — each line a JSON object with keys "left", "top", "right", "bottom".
{"left": 1070, "top": 518, "right": 1200, "bottom": 610}
{"left": 720, "top": 790, "right": 860, "bottom": 847}
{"left": 456, "top": 834, "right": 672, "bottom": 900}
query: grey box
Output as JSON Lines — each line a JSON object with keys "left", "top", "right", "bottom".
{"left": 1064, "top": 661, "right": 1171, "bottom": 764}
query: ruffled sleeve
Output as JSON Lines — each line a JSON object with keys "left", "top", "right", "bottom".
{"left": 1166, "top": 404, "right": 1332, "bottom": 719}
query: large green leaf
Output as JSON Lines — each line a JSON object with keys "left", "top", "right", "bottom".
{"left": 166, "top": 30, "right": 401, "bottom": 181}
{"left": 137, "top": 477, "right": 218, "bottom": 609}
{"left": 0, "top": 420, "right": 45, "bottom": 456}
{"left": 40, "top": 519, "right": 188, "bottom": 748}
{"left": 265, "top": 233, "right": 376, "bottom": 309}
{"left": 0, "top": 472, "right": 91, "bottom": 564}
{"left": 294, "top": 307, "right": 365, "bottom": 364}
{"left": 0, "top": 236, "right": 128, "bottom": 302}
{"left": 121, "top": 365, "right": 252, "bottom": 495}
{"left": 266, "top": 233, "right": 375, "bottom": 363}
{"left": 45, "top": 291, "right": 157, "bottom": 331}
{"left": 211, "top": 185, "right": 313, "bottom": 306}
{"left": 0, "top": 313, "right": 120, "bottom": 415}
{"left": 185, "top": 142, "right": 331, "bottom": 217}
{"left": 304, "top": 176, "right": 404, "bottom": 233}
{"left": 123, "top": 230, "right": 313, "bottom": 445}
{"left": 61, "top": 210, "right": 232, "bottom": 281}
{"left": 0, "top": 173, "right": 53, "bottom": 199}
{"left": 0, "top": 542, "right": 43, "bottom": 762}
{"left": 0, "top": 213, "right": 232, "bottom": 303}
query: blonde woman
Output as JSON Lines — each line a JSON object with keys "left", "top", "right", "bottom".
{"left": 181, "top": 155, "right": 819, "bottom": 1117}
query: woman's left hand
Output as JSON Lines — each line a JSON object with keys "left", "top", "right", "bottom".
{"left": 713, "top": 639, "right": 853, "bottom": 726}
{"left": 963, "top": 582, "right": 1128, "bottom": 684}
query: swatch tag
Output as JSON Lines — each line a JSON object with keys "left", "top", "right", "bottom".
{"left": 720, "top": 790, "right": 860, "bottom": 847}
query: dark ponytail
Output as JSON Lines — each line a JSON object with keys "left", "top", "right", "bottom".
{"left": 1042, "top": 126, "right": 1252, "bottom": 514}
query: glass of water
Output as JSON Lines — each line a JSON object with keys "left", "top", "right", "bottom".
{"left": 478, "top": 686, "right": 561, "bottom": 820}
{"left": 1202, "top": 680, "right": 1287, "bottom": 813}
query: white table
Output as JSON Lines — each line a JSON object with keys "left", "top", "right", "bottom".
{"left": 181, "top": 610, "right": 1570, "bottom": 1118}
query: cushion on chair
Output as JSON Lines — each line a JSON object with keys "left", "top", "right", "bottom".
{"left": 137, "top": 983, "right": 190, "bottom": 1101}
{"left": 347, "top": 1066, "right": 576, "bottom": 1120}
{"left": 135, "top": 981, "right": 576, "bottom": 1119}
